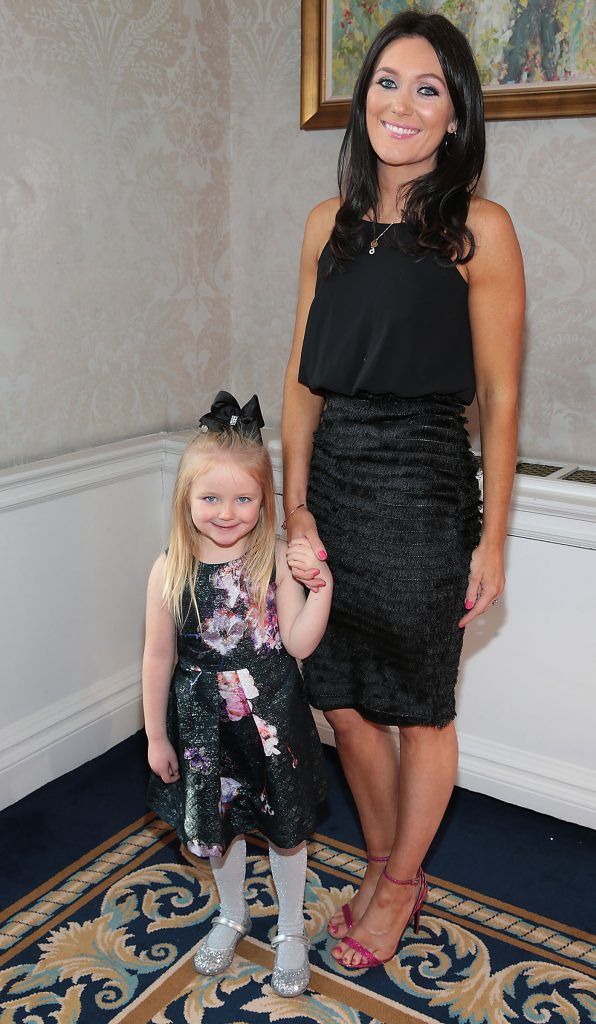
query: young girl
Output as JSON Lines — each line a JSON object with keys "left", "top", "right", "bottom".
{"left": 142, "top": 392, "right": 332, "bottom": 998}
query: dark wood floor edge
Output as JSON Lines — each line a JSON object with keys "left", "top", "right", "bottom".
{"left": 0, "top": 828, "right": 179, "bottom": 968}
{"left": 0, "top": 812, "right": 158, "bottom": 925}
{"left": 309, "top": 833, "right": 596, "bottom": 945}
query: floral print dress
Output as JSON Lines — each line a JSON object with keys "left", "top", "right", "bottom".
{"left": 147, "top": 556, "right": 327, "bottom": 856}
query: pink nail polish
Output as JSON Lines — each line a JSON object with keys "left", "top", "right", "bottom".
{"left": 465, "top": 599, "right": 474, "bottom": 609}
{"left": 319, "top": 549, "right": 327, "bottom": 559}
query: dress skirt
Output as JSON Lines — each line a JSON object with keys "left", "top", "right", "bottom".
{"left": 146, "top": 559, "right": 327, "bottom": 857}
{"left": 303, "top": 393, "right": 482, "bottom": 728}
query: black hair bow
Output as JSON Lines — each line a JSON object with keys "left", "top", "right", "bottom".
{"left": 198, "top": 391, "right": 265, "bottom": 443}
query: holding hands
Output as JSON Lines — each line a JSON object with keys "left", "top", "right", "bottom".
{"left": 286, "top": 508, "right": 328, "bottom": 592}
{"left": 287, "top": 536, "right": 332, "bottom": 591}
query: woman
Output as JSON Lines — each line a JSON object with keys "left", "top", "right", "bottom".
{"left": 281, "top": 11, "right": 524, "bottom": 971}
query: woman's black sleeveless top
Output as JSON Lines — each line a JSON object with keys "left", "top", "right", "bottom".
{"left": 298, "top": 221, "right": 475, "bottom": 405}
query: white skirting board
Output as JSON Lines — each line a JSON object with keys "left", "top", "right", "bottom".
{"left": 1, "top": 430, "right": 595, "bottom": 827}
{"left": 0, "top": 666, "right": 143, "bottom": 810}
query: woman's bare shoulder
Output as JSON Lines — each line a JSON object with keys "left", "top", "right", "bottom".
{"left": 468, "top": 196, "right": 516, "bottom": 243}
{"left": 304, "top": 196, "right": 341, "bottom": 258}
{"left": 467, "top": 196, "right": 521, "bottom": 271}
{"left": 308, "top": 196, "right": 341, "bottom": 221}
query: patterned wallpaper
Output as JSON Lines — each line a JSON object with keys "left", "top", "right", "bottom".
{"left": 1, "top": 1, "right": 594, "bottom": 468}
{"left": 0, "top": 0, "right": 231, "bottom": 468}
{"left": 229, "top": 2, "right": 596, "bottom": 466}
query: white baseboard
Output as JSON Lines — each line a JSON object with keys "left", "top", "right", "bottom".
{"left": 457, "top": 732, "right": 596, "bottom": 829}
{"left": 0, "top": 665, "right": 143, "bottom": 811}
{"left": 311, "top": 710, "right": 595, "bottom": 829}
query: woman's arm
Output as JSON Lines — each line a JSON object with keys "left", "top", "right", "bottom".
{"left": 459, "top": 199, "right": 525, "bottom": 627}
{"left": 282, "top": 199, "right": 339, "bottom": 588}
{"left": 142, "top": 554, "right": 180, "bottom": 782}
{"left": 274, "top": 540, "right": 333, "bottom": 659}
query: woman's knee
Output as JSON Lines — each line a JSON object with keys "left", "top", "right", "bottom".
{"left": 324, "top": 707, "right": 393, "bottom": 745}
{"left": 323, "top": 707, "right": 364, "bottom": 740}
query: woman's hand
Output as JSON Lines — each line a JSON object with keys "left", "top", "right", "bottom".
{"left": 287, "top": 537, "right": 332, "bottom": 588}
{"left": 286, "top": 507, "right": 327, "bottom": 591}
{"left": 148, "top": 737, "right": 180, "bottom": 784}
{"left": 458, "top": 542, "right": 505, "bottom": 627}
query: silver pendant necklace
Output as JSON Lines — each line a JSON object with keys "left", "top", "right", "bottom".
{"left": 368, "top": 220, "right": 396, "bottom": 255}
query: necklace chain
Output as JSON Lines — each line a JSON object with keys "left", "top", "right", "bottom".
{"left": 368, "top": 220, "right": 396, "bottom": 255}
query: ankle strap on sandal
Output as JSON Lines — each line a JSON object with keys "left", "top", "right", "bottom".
{"left": 212, "top": 914, "right": 248, "bottom": 934}
{"left": 367, "top": 852, "right": 391, "bottom": 863}
{"left": 383, "top": 866, "right": 422, "bottom": 887}
{"left": 271, "top": 931, "right": 310, "bottom": 949}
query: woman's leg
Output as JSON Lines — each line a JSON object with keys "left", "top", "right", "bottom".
{"left": 269, "top": 841, "right": 308, "bottom": 970}
{"left": 206, "top": 836, "right": 248, "bottom": 949}
{"left": 327, "top": 709, "right": 400, "bottom": 937}
{"left": 333, "top": 721, "right": 458, "bottom": 966}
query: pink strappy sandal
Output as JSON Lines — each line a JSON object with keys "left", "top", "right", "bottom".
{"left": 335, "top": 866, "right": 428, "bottom": 971}
{"left": 327, "top": 853, "right": 390, "bottom": 938}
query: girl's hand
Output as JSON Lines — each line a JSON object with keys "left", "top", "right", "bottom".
{"left": 286, "top": 508, "right": 327, "bottom": 591}
{"left": 287, "top": 538, "right": 332, "bottom": 587}
{"left": 148, "top": 737, "right": 180, "bottom": 784}
{"left": 458, "top": 543, "right": 505, "bottom": 627}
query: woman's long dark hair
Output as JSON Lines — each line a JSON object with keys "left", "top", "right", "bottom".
{"left": 330, "top": 10, "right": 485, "bottom": 268}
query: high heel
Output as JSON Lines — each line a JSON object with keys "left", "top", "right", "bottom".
{"left": 327, "top": 852, "right": 390, "bottom": 938}
{"left": 335, "top": 866, "right": 427, "bottom": 971}
{"left": 383, "top": 865, "right": 428, "bottom": 935}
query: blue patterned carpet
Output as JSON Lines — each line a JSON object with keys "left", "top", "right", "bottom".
{"left": 1, "top": 734, "right": 595, "bottom": 1023}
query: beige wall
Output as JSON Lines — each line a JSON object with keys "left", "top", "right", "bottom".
{"left": 1, "top": 0, "right": 594, "bottom": 468}
{"left": 0, "top": 0, "right": 231, "bottom": 468}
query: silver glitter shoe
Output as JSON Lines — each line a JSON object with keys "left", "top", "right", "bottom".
{"left": 270, "top": 931, "right": 311, "bottom": 998}
{"left": 192, "top": 908, "right": 251, "bottom": 976}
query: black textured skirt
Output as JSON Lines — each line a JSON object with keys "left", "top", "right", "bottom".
{"left": 303, "top": 393, "right": 482, "bottom": 728}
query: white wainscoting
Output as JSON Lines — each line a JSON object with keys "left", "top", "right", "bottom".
{"left": 1, "top": 432, "right": 595, "bottom": 827}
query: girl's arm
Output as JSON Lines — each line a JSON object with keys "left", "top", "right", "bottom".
{"left": 459, "top": 198, "right": 525, "bottom": 627}
{"left": 281, "top": 198, "right": 339, "bottom": 590}
{"left": 142, "top": 554, "right": 180, "bottom": 782}
{"left": 274, "top": 539, "right": 333, "bottom": 660}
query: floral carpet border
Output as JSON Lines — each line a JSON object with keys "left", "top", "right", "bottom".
{"left": 0, "top": 818, "right": 594, "bottom": 1024}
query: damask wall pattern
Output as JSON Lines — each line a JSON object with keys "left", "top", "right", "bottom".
{"left": 0, "top": 0, "right": 231, "bottom": 468}
{"left": 1, "top": 0, "right": 594, "bottom": 468}
{"left": 229, "top": 1, "right": 595, "bottom": 466}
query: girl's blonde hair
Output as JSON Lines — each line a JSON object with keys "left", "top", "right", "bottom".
{"left": 163, "top": 428, "right": 276, "bottom": 626}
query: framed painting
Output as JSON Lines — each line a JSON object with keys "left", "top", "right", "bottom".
{"left": 301, "top": 0, "right": 596, "bottom": 127}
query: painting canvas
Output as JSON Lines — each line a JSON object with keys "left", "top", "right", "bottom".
{"left": 327, "top": 0, "right": 595, "bottom": 99}
{"left": 301, "top": 0, "right": 596, "bottom": 125}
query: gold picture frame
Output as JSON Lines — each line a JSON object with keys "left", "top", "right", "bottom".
{"left": 301, "top": 0, "right": 596, "bottom": 128}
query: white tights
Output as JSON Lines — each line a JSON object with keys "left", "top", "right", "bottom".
{"left": 207, "top": 837, "right": 308, "bottom": 969}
